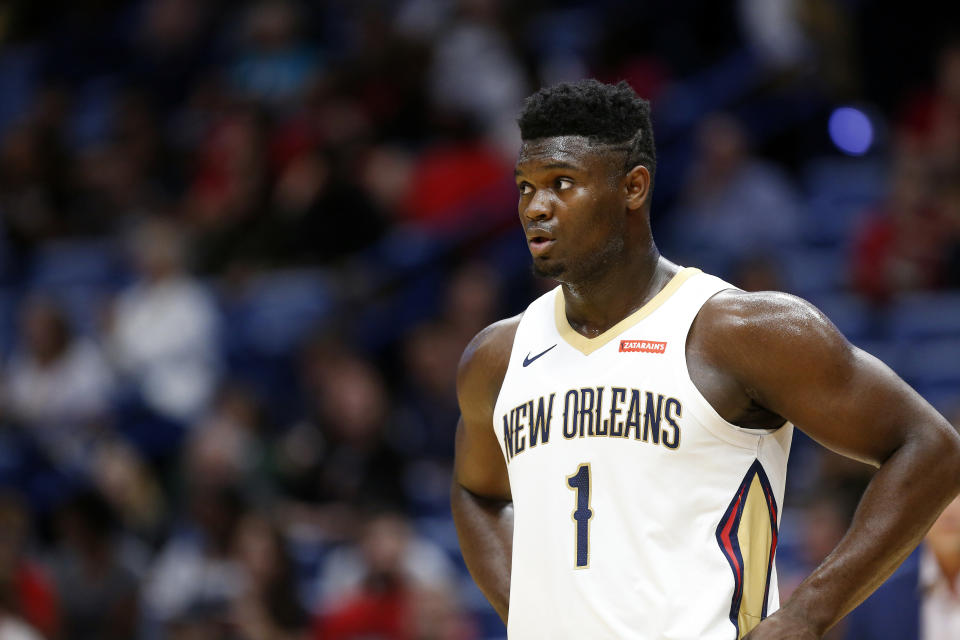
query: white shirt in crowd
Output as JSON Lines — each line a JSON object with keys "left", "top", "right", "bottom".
{"left": 921, "top": 547, "right": 960, "bottom": 640}
{"left": 6, "top": 339, "right": 113, "bottom": 427}
{"left": 111, "top": 276, "right": 219, "bottom": 422}
{"left": 0, "top": 617, "right": 43, "bottom": 640}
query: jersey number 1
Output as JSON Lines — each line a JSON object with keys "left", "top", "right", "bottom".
{"left": 567, "top": 463, "right": 593, "bottom": 568}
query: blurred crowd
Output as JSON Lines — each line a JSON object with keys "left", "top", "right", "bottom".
{"left": 0, "top": 1, "right": 958, "bottom": 639}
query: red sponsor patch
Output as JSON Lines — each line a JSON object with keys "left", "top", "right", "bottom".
{"left": 619, "top": 340, "right": 667, "bottom": 354}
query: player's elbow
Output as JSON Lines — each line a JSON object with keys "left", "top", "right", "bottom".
{"left": 943, "top": 427, "right": 960, "bottom": 494}
{"left": 920, "top": 421, "right": 960, "bottom": 494}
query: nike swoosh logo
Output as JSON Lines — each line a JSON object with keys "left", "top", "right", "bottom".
{"left": 523, "top": 344, "right": 557, "bottom": 367}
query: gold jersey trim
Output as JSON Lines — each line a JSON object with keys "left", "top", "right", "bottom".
{"left": 553, "top": 267, "right": 701, "bottom": 356}
{"left": 736, "top": 474, "right": 776, "bottom": 637}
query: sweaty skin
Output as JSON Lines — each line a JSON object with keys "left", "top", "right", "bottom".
{"left": 451, "top": 135, "right": 960, "bottom": 637}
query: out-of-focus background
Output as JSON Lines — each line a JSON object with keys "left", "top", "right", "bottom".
{"left": 0, "top": 1, "right": 958, "bottom": 639}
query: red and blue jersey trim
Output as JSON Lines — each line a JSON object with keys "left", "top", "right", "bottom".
{"left": 715, "top": 459, "right": 779, "bottom": 638}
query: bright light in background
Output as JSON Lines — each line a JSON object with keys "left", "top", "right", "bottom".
{"left": 828, "top": 106, "right": 874, "bottom": 156}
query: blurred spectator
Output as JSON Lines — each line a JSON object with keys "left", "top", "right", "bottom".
{"left": 779, "top": 488, "right": 855, "bottom": 640}
{"left": 392, "top": 322, "right": 461, "bottom": 463}
{"left": 797, "top": 0, "right": 860, "bottom": 99}
{"left": 0, "top": 616, "right": 43, "bottom": 640}
{"left": 229, "top": 513, "right": 309, "bottom": 640}
{"left": 897, "top": 40, "right": 960, "bottom": 174}
{"left": 89, "top": 440, "right": 166, "bottom": 543}
{"left": 270, "top": 146, "right": 390, "bottom": 265}
{"left": 427, "top": 0, "right": 529, "bottom": 154}
{"left": 131, "top": 0, "right": 217, "bottom": 110}
{"left": 405, "top": 584, "right": 477, "bottom": 640}
{"left": 939, "top": 177, "right": 960, "bottom": 287}
{"left": 391, "top": 261, "right": 500, "bottom": 468}
{"left": 230, "top": 1, "right": 320, "bottom": 111}
{"left": 730, "top": 254, "right": 786, "bottom": 292}
{"left": 441, "top": 261, "right": 502, "bottom": 346}
{"left": 667, "top": 113, "right": 803, "bottom": 273}
{"left": 314, "top": 511, "right": 464, "bottom": 640}
{"left": 737, "top": 0, "right": 812, "bottom": 73}
{"left": 0, "top": 121, "right": 70, "bottom": 266}
{"left": 845, "top": 494, "right": 960, "bottom": 639}
{"left": 165, "top": 610, "right": 230, "bottom": 640}
{"left": 801, "top": 492, "right": 853, "bottom": 576}
{"left": 0, "top": 493, "right": 58, "bottom": 639}
{"left": 69, "top": 89, "right": 167, "bottom": 235}
{"left": 274, "top": 344, "right": 405, "bottom": 530}
{"left": 306, "top": 4, "right": 432, "bottom": 145}
{"left": 109, "top": 217, "right": 220, "bottom": 423}
{"left": 4, "top": 296, "right": 114, "bottom": 471}
{"left": 50, "top": 490, "right": 140, "bottom": 640}
{"left": 394, "top": 0, "right": 456, "bottom": 41}
{"left": 5, "top": 296, "right": 113, "bottom": 425}
{"left": 184, "top": 106, "right": 271, "bottom": 270}
{"left": 851, "top": 156, "right": 944, "bottom": 302}
{"left": 397, "top": 122, "right": 515, "bottom": 230}
{"left": 738, "top": 0, "right": 859, "bottom": 98}
{"left": 184, "top": 383, "right": 270, "bottom": 497}
{"left": 142, "top": 483, "right": 245, "bottom": 632}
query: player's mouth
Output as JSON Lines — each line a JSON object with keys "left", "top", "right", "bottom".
{"left": 526, "top": 227, "right": 556, "bottom": 256}
{"left": 527, "top": 235, "right": 555, "bottom": 257}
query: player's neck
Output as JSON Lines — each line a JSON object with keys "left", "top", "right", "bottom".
{"left": 560, "top": 245, "right": 675, "bottom": 339}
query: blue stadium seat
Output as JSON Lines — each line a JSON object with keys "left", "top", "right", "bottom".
{"left": 415, "top": 516, "right": 462, "bottom": 562}
{"left": 28, "top": 238, "right": 122, "bottom": 289}
{"left": 889, "top": 292, "right": 960, "bottom": 342}
{"left": 286, "top": 533, "right": 331, "bottom": 614}
{"left": 852, "top": 339, "right": 903, "bottom": 374}
{"left": 898, "top": 337, "right": 960, "bottom": 389}
{"left": 228, "top": 269, "right": 333, "bottom": 356}
{"left": 458, "top": 575, "right": 507, "bottom": 640}
{"left": 808, "top": 292, "right": 875, "bottom": 342}
{"left": 0, "top": 288, "right": 17, "bottom": 357}
{"left": 362, "top": 225, "right": 443, "bottom": 277}
{"left": 915, "top": 384, "right": 960, "bottom": 415}
{"left": 802, "top": 157, "right": 885, "bottom": 245}
{"left": 26, "top": 239, "right": 125, "bottom": 337}
{"left": 782, "top": 246, "right": 847, "bottom": 298}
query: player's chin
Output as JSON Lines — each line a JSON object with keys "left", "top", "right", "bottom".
{"left": 531, "top": 257, "right": 565, "bottom": 279}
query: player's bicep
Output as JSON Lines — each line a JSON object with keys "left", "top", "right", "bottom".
{"left": 718, "top": 293, "right": 951, "bottom": 466}
{"left": 763, "top": 342, "right": 939, "bottom": 466}
{"left": 454, "top": 414, "right": 511, "bottom": 500}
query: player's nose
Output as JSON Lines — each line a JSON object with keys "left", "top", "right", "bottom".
{"left": 523, "top": 189, "right": 554, "bottom": 221}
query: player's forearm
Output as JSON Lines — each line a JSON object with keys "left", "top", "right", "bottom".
{"left": 450, "top": 482, "right": 513, "bottom": 623}
{"left": 779, "top": 426, "right": 960, "bottom": 635}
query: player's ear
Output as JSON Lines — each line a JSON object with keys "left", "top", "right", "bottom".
{"left": 624, "top": 165, "right": 651, "bottom": 212}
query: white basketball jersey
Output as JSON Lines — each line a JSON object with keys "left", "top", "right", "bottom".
{"left": 493, "top": 268, "right": 793, "bottom": 639}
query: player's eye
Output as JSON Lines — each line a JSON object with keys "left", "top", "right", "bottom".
{"left": 518, "top": 182, "right": 533, "bottom": 196}
{"left": 556, "top": 177, "right": 573, "bottom": 191}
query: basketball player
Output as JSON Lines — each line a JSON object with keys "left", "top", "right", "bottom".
{"left": 451, "top": 80, "right": 960, "bottom": 639}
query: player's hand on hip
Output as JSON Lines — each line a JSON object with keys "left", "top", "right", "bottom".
{"left": 742, "top": 611, "right": 820, "bottom": 640}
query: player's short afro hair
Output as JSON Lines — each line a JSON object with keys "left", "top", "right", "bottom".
{"left": 518, "top": 79, "right": 656, "bottom": 181}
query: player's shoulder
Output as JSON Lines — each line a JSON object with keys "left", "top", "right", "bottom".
{"left": 457, "top": 313, "right": 523, "bottom": 387}
{"left": 699, "top": 288, "right": 833, "bottom": 334}
{"left": 456, "top": 314, "right": 523, "bottom": 411}
{"left": 693, "top": 288, "right": 852, "bottom": 367}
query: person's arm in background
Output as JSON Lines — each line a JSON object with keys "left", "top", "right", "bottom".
{"left": 688, "top": 291, "right": 960, "bottom": 639}
{"left": 450, "top": 317, "right": 520, "bottom": 624}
